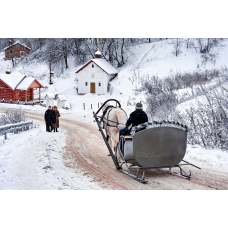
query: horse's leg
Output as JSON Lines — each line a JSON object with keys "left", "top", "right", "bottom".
{"left": 117, "top": 147, "right": 122, "bottom": 163}
{"left": 112, "top": 129, "right": 121, "bottom": 162}
{"left": 106, "top": 128, "right": 114, "bottom": 156}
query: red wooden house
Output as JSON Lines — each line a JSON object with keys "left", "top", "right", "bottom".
{"left": 4, "top": 42, "right": 31, "bottom": 60}
{"left": 0, "top": 70, "right": 42, "bottom": 102}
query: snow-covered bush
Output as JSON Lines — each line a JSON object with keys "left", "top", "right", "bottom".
{"left": 140, "top": 76, "right": 178, "bottom": 119}
{"left": 163, "top": 69, "right": 221, "bottom": 91}
{"left": 175, "top": 84, "right": 228, "bottom": 151}
{"left": 0, "top": 109, "right": 27, "bottom": 126}
{"left": 146, "top": 91, "right": 178, "bottom": 119}
{"left": 143, "top": 69, "right": 228, "bottom": 151}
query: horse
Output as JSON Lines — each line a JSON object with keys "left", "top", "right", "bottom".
{"left": 101, "top": 102, "right": 127, "bottom": 161}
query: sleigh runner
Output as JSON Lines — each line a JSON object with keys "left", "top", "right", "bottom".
{"left": 93, "top": 99, "right": 200, "bottom": 183}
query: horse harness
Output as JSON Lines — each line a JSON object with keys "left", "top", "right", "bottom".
{"left": 101, "top": 105, "right": 127, "bottom": 128}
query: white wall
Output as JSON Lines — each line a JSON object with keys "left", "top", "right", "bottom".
{"left": 77, "top": 61, "right": 115, "bottom": 94}
{"left": 46, "top": 98, "right": 55, "bottom": 107}
{"left": 57, "top": 100, "right": 66, "bottom": 108}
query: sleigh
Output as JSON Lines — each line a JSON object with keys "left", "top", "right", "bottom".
{"left": 93, "top": 99, "right": 200, "bottom": 183}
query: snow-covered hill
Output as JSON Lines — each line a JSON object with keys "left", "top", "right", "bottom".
{"left": 1, "top": 38, "right": 228, "bottom": 120}
{"left": 1, "top": 39, "right": 228, "bottom": 105}
{"left": 1, "top": 39, "right": 228, "bottom": 189}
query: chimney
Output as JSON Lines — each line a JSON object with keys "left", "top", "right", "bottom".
{"left": 6, "top": 65, "right": 11, "bottom": 74}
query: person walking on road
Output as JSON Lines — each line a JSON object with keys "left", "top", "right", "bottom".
{"left": 44, "top": 106, "right": 53, "bottom": 132}
{"left": 51, "top": 106, "right": 61, "bottom": 132}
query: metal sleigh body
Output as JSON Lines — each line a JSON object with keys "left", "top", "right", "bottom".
{"left": 93, "top": 99, "right": 201, "bottom": 184}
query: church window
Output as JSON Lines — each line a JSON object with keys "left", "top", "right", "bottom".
{"left": 99, "top": 82, "right": 101, "bottom": 86}
{"left": 85, "top": 82, "right": 88, "bottom": 86}
{"left": 92, "top": 64, "right": 94, "bottom": 68}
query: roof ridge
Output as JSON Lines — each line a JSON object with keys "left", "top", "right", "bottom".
{"left": 4, "top": 41, "right": 31, "bottom": 50}
{"left": 76, "top": 58, "right": 117, "bottom": 74}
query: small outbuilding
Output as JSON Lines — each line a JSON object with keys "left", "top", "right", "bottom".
{"left": 45, "top": 93, "right": 55, "bottom": 107}
{"left": 4, "top": 41, "right": 31, "bottom": 60}
{"left": 57, "top": 95, "right": 67, "bottom": 109}
{"left": 75, "top": 50, "right": 118, "bottom": 95}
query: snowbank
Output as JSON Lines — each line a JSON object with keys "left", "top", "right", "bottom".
{"left": 184, "top": 145, "right": 228, "bottom": 172}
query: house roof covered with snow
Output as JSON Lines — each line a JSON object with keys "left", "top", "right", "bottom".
{"left": 0, "top": 72, "right": 26, "bottom": 90}
{"left": 57, "top": 95, "right": 67, "bottom": 101}
{"left": 4, "top": 41, "right": 31, "bottom": 51}
{"left": 16, "top": 78, "right": 37, "bottom": 90}
{"left": 76, "top": 58, "right": 118, "bottom": 75}
{"left": 45, "top": 93, "right": 55, "bottom": 99}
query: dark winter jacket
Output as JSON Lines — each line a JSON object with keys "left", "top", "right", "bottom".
{"left": 44, "top": 109, "right": 53, "bottom": 122}
{"left": 126, "top": 109, "right": 148, "bottom": 128}
{"left": 51, "top": 110, "right": 60, "bottom": 124}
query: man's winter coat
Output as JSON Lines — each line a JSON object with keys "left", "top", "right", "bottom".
{"left": 126, "top": 109, "right": 148, "bottom": 128}
{"left": 44, "top": 109, "right": 53, "bottom": 122}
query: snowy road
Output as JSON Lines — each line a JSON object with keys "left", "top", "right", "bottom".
{"left": 0, "top": 110, "right": 101, "bottom": 190}
{"left": 22, "top": 111, "right": 228, "bottom": 190}
{"left": 1, "top": 106, "right": 228, "bottom": 190}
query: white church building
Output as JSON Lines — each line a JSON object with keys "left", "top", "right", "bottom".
{"left": 75, "top": 50, "right": 118, "bottom": 95}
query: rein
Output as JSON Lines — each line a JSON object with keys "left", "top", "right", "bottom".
{"left": 101, "top": 105, "right": 114, "bottom": 122}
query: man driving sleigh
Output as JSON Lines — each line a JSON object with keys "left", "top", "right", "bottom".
{"left": 121, "top": 102, "right": 148, "bottom": 135}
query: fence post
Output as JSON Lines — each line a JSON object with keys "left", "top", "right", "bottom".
{"left": 4, "top": 133, "right": 7, "bottom": 140}
{"left": 91, "top": 104, "right": 92, "bottom": 109}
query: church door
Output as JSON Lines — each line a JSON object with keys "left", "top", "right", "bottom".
{"left": 90, "top": 83, "right": 95, "bottom": 93}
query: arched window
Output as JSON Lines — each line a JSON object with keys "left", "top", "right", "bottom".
{"left": 92, "top": 64, "right": 94, "bottom": 68}
{"left": 85, "top": 82, "right": 88, "bottom": 86}
{"left": 99, "top": 82, "right": 101, "bottom": 86}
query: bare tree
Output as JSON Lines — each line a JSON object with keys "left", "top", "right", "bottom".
{"left": 172, "top": 38, "right": 182, "bottom": 57}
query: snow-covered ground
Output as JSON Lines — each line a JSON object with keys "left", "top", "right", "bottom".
{"left": 185, "top": 145, "right": 228, "bottom": 172}
{"left": 1, "top": 102, "right": 227, "bottom": 185}
{"left": 0, "top": 116, "right": 102, "bottom": 190}
{"left": 1, "top": 39, "right": 228, "bottom": 189}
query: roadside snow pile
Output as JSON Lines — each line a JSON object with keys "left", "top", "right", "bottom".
{"left": 184, "top": 145, "right": 228, "bottom": 172}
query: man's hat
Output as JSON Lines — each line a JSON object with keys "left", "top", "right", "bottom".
{"left": 136, "top": 102, "right": 143, "bottom": 109}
